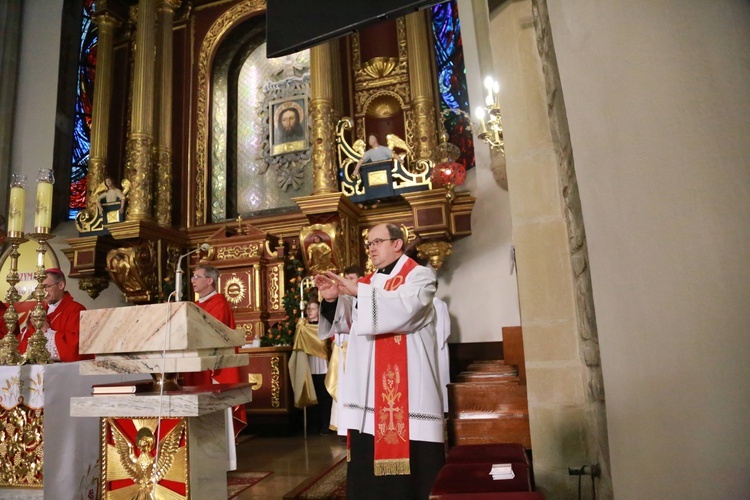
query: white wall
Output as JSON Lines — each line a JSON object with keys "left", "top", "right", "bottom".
{"left": 437, "top": 0, "right": 521, "bottom": 343}
{"left": 545, "top": 0, "right": 750, "bottom": 497}
{"left": 12, "top": 0, "right": 126, "bottom": 310}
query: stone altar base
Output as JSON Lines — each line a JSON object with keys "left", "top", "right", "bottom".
{"left": 73, "top": 302, "right": 252, "bottom": 499}
{"left": 71, "top": 385, "right": 252, "bottom": 499}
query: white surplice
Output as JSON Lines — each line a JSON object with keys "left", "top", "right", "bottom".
{"left": 320, "top": 295, "right": 354, "bottom": 434}
{"left": 318, "top": 255, "right": 443, "bottom": 444}
{"left": 433, "top": 297, "right": 451, "bottom": 413}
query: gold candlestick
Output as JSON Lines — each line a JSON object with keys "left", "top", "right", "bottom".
{"left": 23, "top": 230, "right": 53, "bottom": 365}
{"left": 0, "top": 233, "right": 26, "bottom": 365}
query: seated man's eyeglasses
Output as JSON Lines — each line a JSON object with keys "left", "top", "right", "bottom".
{"left": 365, "top": 238, "right": 396, "bottom": 249}
{"left": 191, "top": 275, "right": 209, "bottom": 279}
{"left": 42, "top": 283, "right": 60, "bottom": 289}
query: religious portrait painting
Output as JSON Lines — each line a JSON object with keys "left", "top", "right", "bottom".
{"left": 270, "top": 96, "right": 308, "bottom": 156}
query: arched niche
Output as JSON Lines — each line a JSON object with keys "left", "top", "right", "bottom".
{"left": 208, "top": 15, "right": 312, "bottom": 223}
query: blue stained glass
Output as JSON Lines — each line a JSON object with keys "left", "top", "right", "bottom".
{"left": 431, "top": 1, "right": 475, "bottom": 170}
{"left": 69, "top": 3, "right": 97, "bottom": 217}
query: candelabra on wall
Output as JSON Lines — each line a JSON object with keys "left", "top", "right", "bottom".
{"left": 0, "top": 174, "right": 27, "bottom": 365}
{"left": 475, "top": 77, "right": 505, "bottom": 155}
{"left": 23, "top": 169, "right": 55, "bottom": 365}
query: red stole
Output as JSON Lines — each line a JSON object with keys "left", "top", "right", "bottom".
{"left": 359, "top": 257, "right": 419, "bottom": 476}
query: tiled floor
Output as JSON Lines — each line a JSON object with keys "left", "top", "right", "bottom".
{"left": 233, "top": 433, "right": 346, "bottom": 499}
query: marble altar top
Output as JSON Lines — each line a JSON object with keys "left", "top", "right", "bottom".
{"left": 79, "top": 302, "right": 245, "bottom": 355}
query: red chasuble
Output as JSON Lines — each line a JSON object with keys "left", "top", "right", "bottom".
{"left": 359, "top": 257, "right": 419, "bottom": 476}
{"left": 17, "top": 292, "right": 90, "bottom": 362}
{"left": 183, "top": 293, "right": 247, "bottom": 436}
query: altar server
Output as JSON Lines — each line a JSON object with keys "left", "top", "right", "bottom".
{"left": 321, "top": 265, "right": 363, "bottom": 433}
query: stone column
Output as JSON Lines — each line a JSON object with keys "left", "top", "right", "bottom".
{"left": 0, "top": 0, "right": 22, "bottom": 213}
{"left": 309, "top": 40, "right": 341, "bottom": 194}
{"left": 86, "top": 12, "right": 120, "bottom": 214}
{"left": 153, "top": 0, "right": 180, "bottom": 226}
{"left": 491, "top": 0, "right": 612, "bottom": 496}
{"left": 125, "top": 0, "right": 157, "bottom": 221}
{"left": 406, "top": 10, "right": 438, "bottom": 162}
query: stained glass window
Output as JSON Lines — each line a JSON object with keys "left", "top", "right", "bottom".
{"left": 69, "top": 0, "right": 97, "bottom": 218}
{"left": 431, "top": 1, "right": 475, "bottom": 170}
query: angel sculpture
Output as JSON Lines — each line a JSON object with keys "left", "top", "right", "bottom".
{"left": 386, "top": 133, "right": 412, "bottom": 159}
{"left": 94, "top": 177, "right": 130, "bottom": 215}
{"left": 109, "top": 419, "right": 186, "bottom": 499}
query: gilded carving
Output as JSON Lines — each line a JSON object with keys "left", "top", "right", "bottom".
{"left": 0, "top": 403, "right": 44, "bottom": 487}
{"left": 216, "top": 244, "right": 260, "bottom": 260}
{"left": 411, "top": 98, "right": 438, "bottom": 161}
{"left": 248, "top": 373, "right": 263, "bottom": 391}
{"left": 154, "top": 147, "right": 172, "bottom": 226}
{"left": 75, "top": 207, "right": 105, "bottom": 233}
{"left": 222, "top": 276, "right": 247, "bottom": 305}
{"left": 195, "top": 0, "right": 267, "bottom": 226}
{"left": 106, "top": 241, "right": 158, "bottom": 303}
{"left": 270, "top": 356, "right": 280, "bottom": 408}
{"left": 360, "top": 57, "right": 399, "bottom": 79}
{"left": 416, "top": 241, "right": 453, "bottom": 270}
{"left": 310, "top": 98, "right": 338, "bottom": 194}
{"left": 78, "top": 276, "right": 110, "bottom": 299}
{"left": 351, "top": 32, "right": 361, "bottom": 70}
{"left": 237, "top": 322, "right": 254, "bottom": 336}
{"left": 124, "top": 134, "right": 154, "bottom": 221}
{"left": 358, "top": 90, "right": 406, "bottom": 118}
{"left": 86, "top": 158, "right": 108, "bottom": 215}
{"left": 269, "top": 264, "right": 281, "bottom": 310}
{"left": 300, "top": 223, "right": 343, "bottom": 275}
{"left": 253, "top": 264, "right": 262, "bottom": 310}
{"left": 396, "top": 17, "right": 408, "bottom": 62}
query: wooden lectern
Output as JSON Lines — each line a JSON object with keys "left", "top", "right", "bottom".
{"left": 70, "top": 302, "right": 251, "bottom": 499}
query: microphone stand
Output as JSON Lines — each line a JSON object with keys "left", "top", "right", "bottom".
{"left": 175, "top": 244, "right": 210, "bottom": 302}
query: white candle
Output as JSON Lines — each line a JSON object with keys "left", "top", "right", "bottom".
{"left": 7, "top": 185, "right": 25, "bottom": 234}
{"left": 34, "top": 180, "right": 53, "bottom": 230}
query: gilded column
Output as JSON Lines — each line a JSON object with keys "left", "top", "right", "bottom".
{"left": 310, "top": 40, "right": 342, "bottom": 194}
{"left": 86, "top": 12, "right": 120, "bottom": 214}
{"left": 153, "top": 0, "right": 180, "bottom": 226}
{"left": 406, "top": 10, "right": 438, "bottom": 161}
{"left": 125, "top": 0, "right": 157, "bottom": 221}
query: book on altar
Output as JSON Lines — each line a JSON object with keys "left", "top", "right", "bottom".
{"left": 490, "top": 463, "right": 515, "bottom": 480}
{"left": 92, "top": 379, "right": 154, "bottom": 395}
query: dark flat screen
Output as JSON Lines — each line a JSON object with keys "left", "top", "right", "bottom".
{"left": 266, "top": 0, "right": 440, "bottom": 58}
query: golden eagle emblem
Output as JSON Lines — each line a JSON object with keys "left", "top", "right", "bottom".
{"left": 106, "top": 418, "right": 187, "bottom": 500}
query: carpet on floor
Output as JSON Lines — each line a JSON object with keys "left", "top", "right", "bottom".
{"left": 284, "top": 457, "right": 347, "bottom": 499}
{"left": 227, "top": 470, "right": 273, "bottom": 498}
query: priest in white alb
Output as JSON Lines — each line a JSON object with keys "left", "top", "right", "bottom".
{"left": 315, "top": 224, "right": 445, "bottom": 499}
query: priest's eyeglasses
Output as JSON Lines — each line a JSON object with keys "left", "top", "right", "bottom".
{"left": 365, "top": 238, "right": 396, "bottom": 249}
{"left": 191, "top": 275, "right": 209, "bottom": 279}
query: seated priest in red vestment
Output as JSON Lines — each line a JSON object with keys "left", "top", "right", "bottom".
{"left": 182, "top": 264, "right": 247, "bottom": 469}
{"left": 17, "top": 268, "right": 90, "bottom": 362}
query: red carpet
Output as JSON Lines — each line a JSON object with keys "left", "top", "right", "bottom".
{"left": 227, "top": 471, "right": 273, "bottom": 498}
{"left": 284, "top": 457, "right": 347, "bottom": 499}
